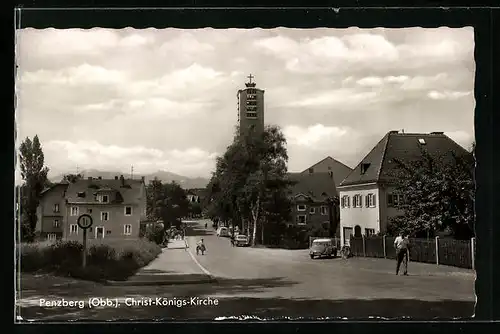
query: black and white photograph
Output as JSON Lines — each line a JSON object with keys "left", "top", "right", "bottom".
{"left": 15, "top": 26, "right": 476, "bottom": 321}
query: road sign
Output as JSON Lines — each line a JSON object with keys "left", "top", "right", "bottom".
{"left": 77, "top": 214, "right": 93, "bottom": 268}
{"left": 77, "top": 214, "right": 93, "bottom": 230}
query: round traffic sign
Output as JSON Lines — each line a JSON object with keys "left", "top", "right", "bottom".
{"left": 77, "top": 214, "right": 93, "bottom": 230}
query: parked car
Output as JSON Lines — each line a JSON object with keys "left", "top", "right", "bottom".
{"left": 309, "top": 238, "right": 337, "bottom": 259}
{"left": 216, "top": 227, "right": 229, "bottom": 237}
{"left": 235, "top": 234, "right": 249, "bottom": 247}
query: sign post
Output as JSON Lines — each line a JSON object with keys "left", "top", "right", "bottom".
{"left": 77, "top": 214, "right": 93, "bottom": 268}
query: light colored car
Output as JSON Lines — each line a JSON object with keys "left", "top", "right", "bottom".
{"left": 309, "top": 238, "right": 337, "bottom": 259}
{"left": 216, "top": 227, "right": 229, "bottom": 237}
{"left": 235, "top": 234, "right": 249, "bottom": 247}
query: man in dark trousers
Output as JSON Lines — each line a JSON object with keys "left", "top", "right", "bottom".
{"left": 394, "top": 233, "right": 410, "bottom": 275}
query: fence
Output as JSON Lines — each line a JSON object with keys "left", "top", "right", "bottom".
{"left": 349, "top": 236, "right": 476, "bottom": 270}
{"left": 309, "top": 236, "right": 341, "bottom": 250}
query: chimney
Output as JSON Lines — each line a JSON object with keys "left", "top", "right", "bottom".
{"left": 328, "top": 171, "right": 333, "bottom": 179}
{"left": 120, "top": 174, "right": 125, "bottom": 186}
{"left": 114, "top": 176, "right": 118, "bottom": 180}
{"left": 389, "top": 130, "right": 398, "bottom": 134}
{"left": 87, "top": 177, "right": 92, "bottom": 181}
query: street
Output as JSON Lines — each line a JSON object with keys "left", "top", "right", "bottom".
{"left": 17, "top": 219, "right": 476, "bottom": 321}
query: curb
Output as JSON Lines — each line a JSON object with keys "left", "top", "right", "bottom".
{"left": 185, "top": 238, "right": 217, "bottom": 283}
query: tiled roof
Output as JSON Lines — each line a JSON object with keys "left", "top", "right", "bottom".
{"left": 301, "top": 156, "right": 353, "bottom": 188}
{"left": 40, "top": 183, "right": 69, "bottom": 196}
{"left": 340, "top": 131, "right": 472, "bottom": 187}
{"left": 65, "top": 178, "right": 144, "bottom": 205}
{"left": 286, "top": 172, "right": 338, "bottom": 202}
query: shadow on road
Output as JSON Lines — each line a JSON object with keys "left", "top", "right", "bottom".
{"left": 20, "top": 297, "right": 474, "bottom": 321}
{"left": 185, "top": 222, "right": 215, "bottom": 237}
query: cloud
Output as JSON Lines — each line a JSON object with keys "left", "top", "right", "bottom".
{"left": 42, "top": 140, "right": 217, "bottom": 178}
{"left": 20, "top": 64, "right": 127, "bottom": 86}
{"left": 16, "top": 28, "right": 475, "bottom": 180}
{"left": 427, "top": 90, "right": 472, "bottom": 100}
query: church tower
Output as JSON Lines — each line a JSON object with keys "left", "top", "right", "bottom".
{"left": 237, "top": 74, "right": 265, "bottom": 138}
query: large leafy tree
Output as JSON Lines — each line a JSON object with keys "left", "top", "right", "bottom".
{"left": 388, "top": 146, "right": 475, "bottom": 239}
{"left": 206, "top": 125, "right": 293, "bottom": 246}
{"left": 19, "top": 135, "right": 50, "bottom": 242}
{"left": 148, "top": 180, "right": 190, "bottom": 229}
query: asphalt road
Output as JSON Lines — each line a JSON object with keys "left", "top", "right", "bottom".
{"left": 17, "top": 219, "right": 476, "bottom": 321}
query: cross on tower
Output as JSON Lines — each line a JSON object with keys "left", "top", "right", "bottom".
{"left": 247, "top": 74, "right": 254, "bottom": 84}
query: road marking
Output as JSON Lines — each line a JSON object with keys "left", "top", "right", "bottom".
{"left": 185, "top": 238, "right": 214, "bottom": 278}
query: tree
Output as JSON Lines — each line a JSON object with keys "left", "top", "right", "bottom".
{"left": 146, "top": 177, "right": 163, "bottom": 221}
{"left": 19, "top": 135, "right": 49, "bottom": 242}
{"left": 62, "top": 173, "right": 83, "bottom": 183}
{"left": 206, "top": 125, "right": 293, "bottom": 246}
{"left": 155, "top": 182, "right": 190, "bottom": 229}
{"left": 388, "top": 146, "right": 475, "bottom": 239}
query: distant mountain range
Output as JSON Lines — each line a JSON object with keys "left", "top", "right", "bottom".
{"left": 50, "top": 169, "right": 210, "bottom": 189}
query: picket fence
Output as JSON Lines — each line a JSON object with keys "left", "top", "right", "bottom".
{"left": 309, "top": 235, "right": 476, "bottom": 270}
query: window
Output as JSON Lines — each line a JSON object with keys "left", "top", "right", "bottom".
{"left": 309, "top": 207, "right": 316, "bottom": 214}
{"left": 246, "top": 112, "right": 257, "bottom": 118}
{"left": 296, "top": 215, "right": 307, "bottom": 225}
{"left": 297, "top": 204, "right": 306, "bottom": 211}
{"left": 47, "top": 233, "right": 57, "bottom": 241}
{"left": 320, "top": 206, "right": 328, "bottom": 215}
{"left": 353, "top": 194, "right": 362, "bottom": 208}
{"left": 124, "top": 206, "right": 132, "bottom": 216}
{"left": 361, "top": 163, "right": 371, "bottom": 174}
{"left": 418, "top": 138, "right": 426, "bottom": 145}
{"left": 124, "top": 224, "right": 132, "bottom": 235}
{"left": 341, "top": 195, "right": 350, "bottom": 208}
{"left": 365, "top": 228, "right": 376, "bottom": 237}
{"left": 388, "top": 194, "right": 403, "bottom": 207}
{"left": 87, "top": 208, "right": 92, "bottom": 214}
{"left": 102, "top": 195, "right": 109, "bottom": 203}
{"left": 53, "top": 219, "right": 60, "bottom": 228}
{"left": 77, "top": 191, "right": 85, "bottom": 198}
{"left": 70, "top": 206, "right": 79, "bottom": 216}
{"left": 106, "top": 230, "right": 112, "bottom": 235}
{"left": 101, "top": 212, "right": 109, "bottom": 221}
{"left": 70, "top": 224, "right": 78, "bottom": 235}
{"left": 365, "top": 193, "right": 377, "bottom": 208}
{"left": 53, "top": 204, "right": 60, "bottom": 213}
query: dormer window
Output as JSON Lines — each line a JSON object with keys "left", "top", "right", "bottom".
{"left": 360, "top": 163, "right": 371, "bottom": 174}
{"left": 418, "top": 138, "right": 426, "bottom": 145}
{"left": 77, "top": 191, "right": 85, "bottom": 198}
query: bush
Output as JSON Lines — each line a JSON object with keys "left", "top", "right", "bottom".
{"left": 18, "top": 239, "right": 162, "bottom": 282}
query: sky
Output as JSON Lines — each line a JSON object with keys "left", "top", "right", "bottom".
{"left": 15, "top": 27, "right": 475, "bottom": 182}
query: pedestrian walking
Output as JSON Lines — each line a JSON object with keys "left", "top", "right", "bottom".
{"left": 394, "top": 233, "right": 410, "bottom": 275}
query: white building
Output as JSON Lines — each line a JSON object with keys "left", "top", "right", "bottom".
{"left": 338, "top": 130, "right": 471, "bottom": 246}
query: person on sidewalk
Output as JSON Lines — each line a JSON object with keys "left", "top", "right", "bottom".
{"left": 394, "top": 233, "right": 410, "bottom": 275}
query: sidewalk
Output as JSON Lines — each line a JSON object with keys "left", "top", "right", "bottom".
{"left": 107, "top": 239, "right": 214, "bottom": 286}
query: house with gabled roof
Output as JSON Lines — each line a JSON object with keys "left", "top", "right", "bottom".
{"left": 286, "top": 172, "right": 340, "bottom": 235}
{"left": 301, "top": 156, "right": 353, "bottom": 189}
{"left": 36, "top": 175, "right": 147, "bottom": 241}
{"left": 337, "top": 130, "right": 472, "bottom": 246}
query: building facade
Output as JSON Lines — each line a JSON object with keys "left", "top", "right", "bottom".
{"left": 338, "top": 130, "right": 472, "bottom": 246}
{"left": 287, "top": 172, "right": 340, "bottom": 237}
{"left": 237, "top": 74, "right": 265, "bottom": 138}
{"left": 36, "top": 175, "right": 147, "bottom": 241}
